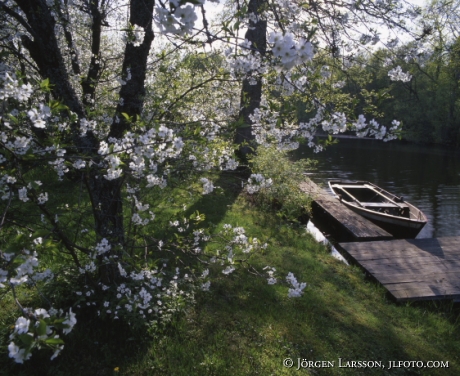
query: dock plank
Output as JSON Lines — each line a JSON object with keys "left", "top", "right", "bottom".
{"left": 337, "top": 237, "right": 460, "bottom": 301}
{"left": 300, "top": 180, "right": 393, "bottom": 241}
{"left": 374, "top": 271, "right": 460, "bottom": 284}
{"left": 391, "top": 288, "right": 460, "bottom": 301}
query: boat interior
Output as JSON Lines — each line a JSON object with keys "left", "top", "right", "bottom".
{"left": 330, "top": 184, "right": 411, "bottom": 218}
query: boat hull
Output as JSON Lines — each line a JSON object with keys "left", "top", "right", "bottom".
{"left": 341, "top": 201, "right": 426, "bottom": 239}
{"left": 328, "top": 180, "right": 428, "bottom": 239}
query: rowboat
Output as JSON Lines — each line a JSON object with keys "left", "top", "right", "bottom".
{"left": 328, "top": 180, "right": 428, "bottom": 239}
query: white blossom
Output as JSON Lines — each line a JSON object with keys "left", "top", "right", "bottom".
{"left": 200, "top": 178, "right": 214, "bottom": 194}
{"left": 222, "top": 266, "right": 235, "bottom": 275}
{"left": 14, "top": 317, "right": 30, "bottom": 334}
{"left": 245, "top": 174, "right": 272, "bottom": 194}
{"left": 72, "top": 159, "right": 86, "bottom": 169}
{"left": 37, "top": 192, "right": 48, "bottom": 205}
{"left": 388, "top": 66, "right": 412, "bottom": 82}
{"left": 8, "top": 342, "right": 31, "bottom": 363}
{"left": 62, "top": 308, "right": 77, "bottom": 334}
{"left": 18, "top": 187, "right": 29, "bottom": 202}
{"left": 34, "top": 308, "right": 50, "bottom": 319}
{"left": 286, "top": 272, "right": 306, "bottom": 298}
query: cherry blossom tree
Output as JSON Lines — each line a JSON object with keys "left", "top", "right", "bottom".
{"left": 224, "top": 0, "right": 423, "bottom": 153}
{"left": 0, "top": 0, "right": 421, "bottom": 363}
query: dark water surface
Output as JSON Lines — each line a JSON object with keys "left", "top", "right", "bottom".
{"left": 292, "top": 138, "right": 460, "bottom": 239}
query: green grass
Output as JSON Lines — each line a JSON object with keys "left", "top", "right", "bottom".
{"left": 1, "top": 172, "right": 460, "bottom": 375}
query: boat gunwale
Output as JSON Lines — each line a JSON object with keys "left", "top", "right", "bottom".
{"left": 328, "top": 180, "right": 428, "bottom": 225}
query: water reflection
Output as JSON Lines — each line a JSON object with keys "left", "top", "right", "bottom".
{"left": 293, "top": 138, "right": 460, "bottom": 238}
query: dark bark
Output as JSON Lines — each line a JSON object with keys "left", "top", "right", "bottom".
{"left": 234, "top": 0, "right": 267, "bottom": 156}
{"left": 84, "top": 173, "right": 125, "bottom": 284}
{"left": 85, "top": 0, "right": 155, "bottom": 282}
{"left": 109, "top": 0, "right": 155, "bottom": 139}
{"left": 2, "top": 0, "right": 156, "bottom": 282}
{"left": 13, "top": 0, "right": 102, "bottom": 158}
{"left": 81, "top": 1, "right": 103, "bottom": 106}
{"left": 58, "top": 0, "right": 82, "bottom": 75}
{"left": 13, "top": 0, "right": 85, "bottom": 117}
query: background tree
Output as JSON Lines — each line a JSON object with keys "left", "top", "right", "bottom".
{"left": 331, "top": 0, "right": 460, "bottom": 146}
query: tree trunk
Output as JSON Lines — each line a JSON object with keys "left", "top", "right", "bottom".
{"left": 234, "top": 0, "right": 267, "bottom": 158}
{"left": 89, "top": 0, "right": 155, "bottom": 282}
{"left": 109, "top": 0, "right": 155, "bottom": 139}
{"left": 5, "top": 0, "right": 156, "bottom": 282}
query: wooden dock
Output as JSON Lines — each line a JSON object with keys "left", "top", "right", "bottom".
{"left": 299, "top": 180, "right": 393, "bottom": 241}
{"left": 300, "top": 179, "right": 460, "bottom": 302}
{"left": 337, "top": 237, "right": 460, "bottom": 302}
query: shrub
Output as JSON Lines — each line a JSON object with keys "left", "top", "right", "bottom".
{"left": 246, "top": 146, "right": 315, "bottom": 221}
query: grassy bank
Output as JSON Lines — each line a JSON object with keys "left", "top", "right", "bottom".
{"left": 1, "top": 173, "right": 460, "bottom": 376}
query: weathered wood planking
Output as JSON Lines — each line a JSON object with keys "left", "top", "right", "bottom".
{"left": 299, "top": 180, "right": 393, "bottom": 241}
{"left": 337, "top": 237, "right": 460, "bottom": 301}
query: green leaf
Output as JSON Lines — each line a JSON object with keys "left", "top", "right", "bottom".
{"left": 44, "top": 338, "right": 65, "bottom": 345}
{"left": 37, "top": 320, "right": 48, "bottom": 337}
{"left": 7, "top": 114, "right": 19, "bottom": 124}
{"left": 40, "top": 78, "right": 52, "bottom": 92}
{"left": 189, "top": 210, "right": 204, "bottom": 222}
{"left": 29, "top": 181, "right": 41, "bottom": 190}
{"left": 18, "top": 333, "right": 34, "bottom": 347}
{"left": 51, "top": 318, "right": 67, "bottom": 325}
{"left": 32, "top": 229, "right": 50, "bottom": 240}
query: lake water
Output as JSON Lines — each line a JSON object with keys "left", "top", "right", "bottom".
{"left": 292, "top": 138, "right": 460, "bottom": 239}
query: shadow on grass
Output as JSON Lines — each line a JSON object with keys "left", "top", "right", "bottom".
{"left": 184, "top": 170, "right": 247, "bottom": 227}
{"left": 118, "top": 221, "right": 460, "bottom": 375}
{"left": 0, "top": 310, "right": 150, "bottom": 376}
{"left": 0, "top": 171, "right": 250, "bottom": 376}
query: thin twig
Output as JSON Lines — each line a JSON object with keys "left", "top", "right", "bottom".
{"left": 0, "top": 188, "right": 13, "bottom": 230}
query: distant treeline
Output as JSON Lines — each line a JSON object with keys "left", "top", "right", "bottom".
{"left": 337, "top": 36, "right": 460, "bottom": 147}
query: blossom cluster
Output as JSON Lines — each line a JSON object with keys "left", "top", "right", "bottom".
{"left": 321, "top": 112, "right": 347, "bottom": 134}
{"left": 200, "top": 178, "right": 215, "bottom": 194}
{"left": 27, "top": 104, "right": 52, "bottom": 129}
{"left": 8, "top": 308, "right": 76, "bottom": 363}
{"left": 245, "top": 174, "right": 273, "bottom": 195}
{"left": 97, "top": 125, "right": 184, "bottom": 181}
{"left": 388, "top": 66, "right": 412, "bottom": 82}
{"left": 1, "top": 248, "right": 74, "bottom": 363}
{"left": 211, "top": 224, "right": 268, "bottom": 272}
{"left": 69, "top": 237, "right": 200, "bottom": 326}
{"left": 188, "top": 144, "right": 239, "bottom": 172}
{"left": 269, "top": 32, "right": 314, "bottom": 70}
{"left": 250, "top": 97, "right": 402, "bottom": 150}
{"left": 263, "top": 266, "right": 277, "bottom": 285}
{"left": 1, "top": 248, "right": 54, "bottom": 287}
{"left": 0, "top": 71, "right": 33, "bottom": 102}
{"left": 154, "top": 3, "right": 198, "bottom": 35}
{"left": 352, "top": 115, "right": 401, "bottom": 141}
{"left": 123, "top": 24, "right": 145, "bottom": 47}
{"left": 249, "top": 106, "right": 301, "bottom": 150}
{"left": 286, "top": 272, "right": 307, "bottom": 298}
{"left": 298, "top": 107, "right": 327, "bottom": 153}
{"left": 262, "top": 267, "right": 307, "bottom": 296}
{"left": 227, "top": 51, "right": 264, "bottom": 77}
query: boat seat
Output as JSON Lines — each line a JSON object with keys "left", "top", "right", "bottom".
{"left": 361, "top": 202, "right": 405, "bottom": 208}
